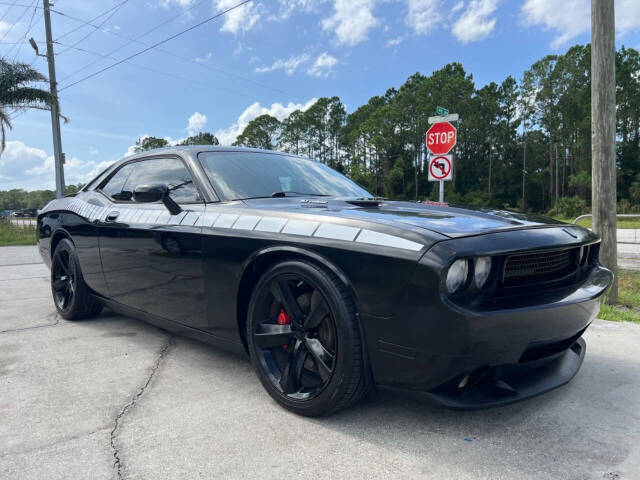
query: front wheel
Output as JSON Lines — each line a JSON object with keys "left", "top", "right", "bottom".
{"left": 51, "top": 238, "right": 103, "bottom": 320}
{"left": 247, "top": 260, "right": 368, "bottom": 416}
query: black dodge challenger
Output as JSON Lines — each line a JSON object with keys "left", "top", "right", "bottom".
{"left": 37, "top": 146, "right": 612, "bottom": 416}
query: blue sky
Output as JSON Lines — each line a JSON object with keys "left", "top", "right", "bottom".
{"left": 1, "top": 0, "right": 639, "bottom": 190}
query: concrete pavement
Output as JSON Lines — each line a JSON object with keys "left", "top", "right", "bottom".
{"left": 1, "top": 245, "right": 639, "bottom": 480}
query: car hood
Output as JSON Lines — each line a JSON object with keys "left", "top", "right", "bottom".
{"left": 241, "top": 198, "right": 568, "bottom": 239}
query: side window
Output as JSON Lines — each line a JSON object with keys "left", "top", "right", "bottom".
{"left": 100, "top": 163, "right": 136, "bottom": 200}
{"left": 122, "top": 158, "right": 201, "bottom": 203}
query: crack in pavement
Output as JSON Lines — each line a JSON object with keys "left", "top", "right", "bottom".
{"left": 110, "top": 336, "right": 174, "bottom": 480}
{"left": 0, "top": 313, "right": 60, "bottom": 334}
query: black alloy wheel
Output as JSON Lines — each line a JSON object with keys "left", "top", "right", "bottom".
{"left": 247, "top": 260, "right": 368, "bottom": 416}
{"left": 52, "top": 246, "right": 76, "bottom": 311}
{"left": 51, "top": 238, "right": 103, "bottom": 320}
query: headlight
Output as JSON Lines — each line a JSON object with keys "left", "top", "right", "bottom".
{"left": 474, "top": 257, "right": 492, "bottom": 288}
{"left": 446, "top": 259, "right": 469, "bottom": 294}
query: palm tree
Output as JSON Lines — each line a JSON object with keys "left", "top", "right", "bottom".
{"left": 0, "top": 59, "right": 60, "bottom": 153}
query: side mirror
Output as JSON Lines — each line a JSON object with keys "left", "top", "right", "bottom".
{"left": 133, "top": 184, "right": 167, "bottom": 203}
{"left": 133, "top": 184, "right": 182, "bottom": 215}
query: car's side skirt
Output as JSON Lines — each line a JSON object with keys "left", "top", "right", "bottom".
{"left": 96, "top": 295, "right": 247, "bottom": 356}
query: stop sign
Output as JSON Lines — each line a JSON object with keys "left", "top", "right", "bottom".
{"left": 426, "top": 121, "right": 457, "bottom": 154}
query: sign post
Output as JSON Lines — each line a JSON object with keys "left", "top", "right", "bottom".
{"left": 425, "top": 112, "right": 457, "bottom": 203}
{"left": 427, "top": 154, "right": 454, "bottom": 202}
{"left": 426, "top": 110, "right": 458, "bottom": 203}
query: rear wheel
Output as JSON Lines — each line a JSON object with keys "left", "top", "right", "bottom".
{"left": 51, "top": 238, "right": 103, "bottom": 320}
{"left": 247, "top": 260, "right": 368, "bottom": 416}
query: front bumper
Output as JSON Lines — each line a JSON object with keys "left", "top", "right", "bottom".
{"left": 426, "top": 337, "right": 586, "bottom": 409}
{"left": 362, "top": 260, "right": 612, "bottom": 408}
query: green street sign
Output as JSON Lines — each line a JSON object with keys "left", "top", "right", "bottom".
{"left": 436, "top": 106, "right": 449, "bottom": 116}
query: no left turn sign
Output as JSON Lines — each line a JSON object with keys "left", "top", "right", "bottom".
{"left": 428, "top": 155, "right": 453, "bottom": 182}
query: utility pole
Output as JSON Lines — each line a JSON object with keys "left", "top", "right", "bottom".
{"left": 591, "top": 0, "right": 618, "bottom": 303}
{"left": 555, "top": 144, "right": 559, "bottom": 215}
{"left": 488, "top": 144, "right": 493, "bottom": 194}
{"left": 522, "top": 123, "right": 527, "bottom": 211}
{"left": 42, "top": 0, "right": 65, "bottom": 198}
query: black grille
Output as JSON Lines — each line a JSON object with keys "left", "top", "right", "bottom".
{"left": 503, "top": 248, "right": 578, "bottom": 287}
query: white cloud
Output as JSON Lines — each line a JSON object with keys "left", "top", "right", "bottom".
{"left": 407, "top": 0, "right": 440, "bottom": 35}
{"left": 274, "top": 0, "right": 326, "bottom": 20}
{"left": 451, "top": 1, "right": 464, "bottom": 13}
{"left": 522, "top": 0, "right": 640, "bottom": 47}
{"left": 0, "top": 141, "right": 114, "bottom": 190}
{"left": 215, "top": 99, "right": 317, "bottom": 145}
{"left": 307, "top": 52, "right": 338, "bottom": 77}
{"left": 187, "top": 112, "right": 207, "bottom": 135}
{"left": 386, "top": 36, "right": 404, "bottom": 47}
{"left": 255, "top": 53, "right": 311, "bottom": 75}
{"left": 217, "top": 0, "right": 261, "bottom": 34}
{"left": 521, "top": 0, "right": 589, "bottom": 48}
{"left": 0, "top": 20, "right": 22, "bottom": 42}
{"left": 452, "top": 0, "right": 499, "bottom": 43}
{"left": 617, "top": 0, "right": 640, "bottom": 35}
{"left": 322, "top": 0, "right": 378, "bottom": 46}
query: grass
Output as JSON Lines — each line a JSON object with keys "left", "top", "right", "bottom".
{"left": 553, "top": 216, "right": 640, "bottom": 229}
{"left": 0, "top": 220, "right": 37, "bottom": 246}
{"left": 599, "top": 270, "right": 640, "bottom": 324}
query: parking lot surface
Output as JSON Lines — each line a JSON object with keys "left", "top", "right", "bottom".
{"left": 1, "top": 245, "right": 639, "bottom": 480}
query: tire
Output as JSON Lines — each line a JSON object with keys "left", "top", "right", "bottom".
{"left": 51, "top": 238, "right": 103, "bottom": 320}
{"left": 247, "top": 259, "right": 368, "bottom": 416}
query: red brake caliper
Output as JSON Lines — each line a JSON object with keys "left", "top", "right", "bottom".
{"left": 277, "top": 308, "right": 291, "bottom": 349}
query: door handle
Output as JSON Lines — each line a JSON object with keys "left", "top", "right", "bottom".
{"left": 105, "top": 211, "right": 120, "bottom": 222}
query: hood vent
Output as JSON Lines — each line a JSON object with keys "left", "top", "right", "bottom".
{"left": 299, "top": 199, "right": 328, "bottom": 208}
{"left": 345, "top": 198, "right": 384, "bottom": 208}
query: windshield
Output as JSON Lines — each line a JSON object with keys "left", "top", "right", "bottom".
{"left": 199, "top": 151, "right": 371, "bottom": 201}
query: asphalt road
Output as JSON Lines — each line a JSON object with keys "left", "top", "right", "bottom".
{"left": 1, "top": 246, "right": 639, "bottom": 480}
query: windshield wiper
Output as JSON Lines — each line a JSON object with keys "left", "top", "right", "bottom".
{"left": 239, "top": 191, "right": 331, "bottom": 200}
{"left": 270, "top": 191, "right": 330, "bottom": 198}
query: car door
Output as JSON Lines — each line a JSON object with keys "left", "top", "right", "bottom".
{"left": 97, "top": 156, "right": 206, "bottom": 327}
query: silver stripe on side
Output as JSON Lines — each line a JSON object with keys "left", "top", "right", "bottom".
{"left": 281, "top": 220, "right": 319, "bottom": 236}
{"left": 313, "top": 223, "right": 360, "bottom": 242}
{"left": 214, "top": 214, "right": 239, "bottom": 228}
{"left": 51, "top": 198, "right": 424, "bottom": 252}
{"left": 196, "top": 212, "right": 220, "bottom": 227}
{"left": 232, "top": 215, "right": 261, "bottom": 230}
{"left": 139, "top": 210, "right": 157, "bottom": 224}
{"left": 181, "top": 211, "right": 201, "bottom": 226}
{"left": 355, "top": 229, "right": 423, "bottom": 251}
{"left": 168, "top": 211, "right": 187, "bottom": 225}
{"left": 147, "top": 210, "right": 164, "bottom": 225}
{"left": 254, "top": 216, "right": 287, "bottom": 233}
{"left": 156, "top": 211, "right": 171, "bottom": 225}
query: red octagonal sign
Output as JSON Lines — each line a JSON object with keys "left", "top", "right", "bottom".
{"left": 426, "top": 121, "right": 457, "bottom": 155}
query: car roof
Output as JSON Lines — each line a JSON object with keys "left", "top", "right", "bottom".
{"left": 118, "top": 145, "right": 311, "bottom": 164}
{"left": 83, "top": 146, "right": 320, "bottom": 193}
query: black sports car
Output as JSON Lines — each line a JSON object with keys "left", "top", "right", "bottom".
{"left": 37, "top": 146, "right": 612, "bottom": 416}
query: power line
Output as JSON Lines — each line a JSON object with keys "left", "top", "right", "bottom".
{"left": 55, "top": 41, "right": 254, "bottom": 100}
{"left": 57, "top": 0, "right": 209, "bottom": 83}
{"left": 53, "top": 2, "right": 303, "bottom": 100}
{"left": 58, "top": 0, "right": 129, "bottom": 55}
{"left": 54, "top": 1, "right": 125, "bottom": 43}
{"left": 0, "top": 0, "right": 33, "bottom": 46}
{"left": 0, "top": 0, "right": 20, "bottom": 23}
{"left": 58, "top": 0, "right": 253, "bottom": 92}
{"left": 57, "top": 0, "right": 129, "bottom": 55}
{"left": 7, "top": 0, "right": 40, "bottom": 59}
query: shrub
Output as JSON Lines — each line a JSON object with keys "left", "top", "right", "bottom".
{"left": 556, "top": 196, "right": 586, "bottom": 219}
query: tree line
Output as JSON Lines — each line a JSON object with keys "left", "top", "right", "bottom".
{"left": 229, "top": 43, "right": 639, "bottom": 217}
{"left": 3, "top": 43, "right": 638, "bottom": 217}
